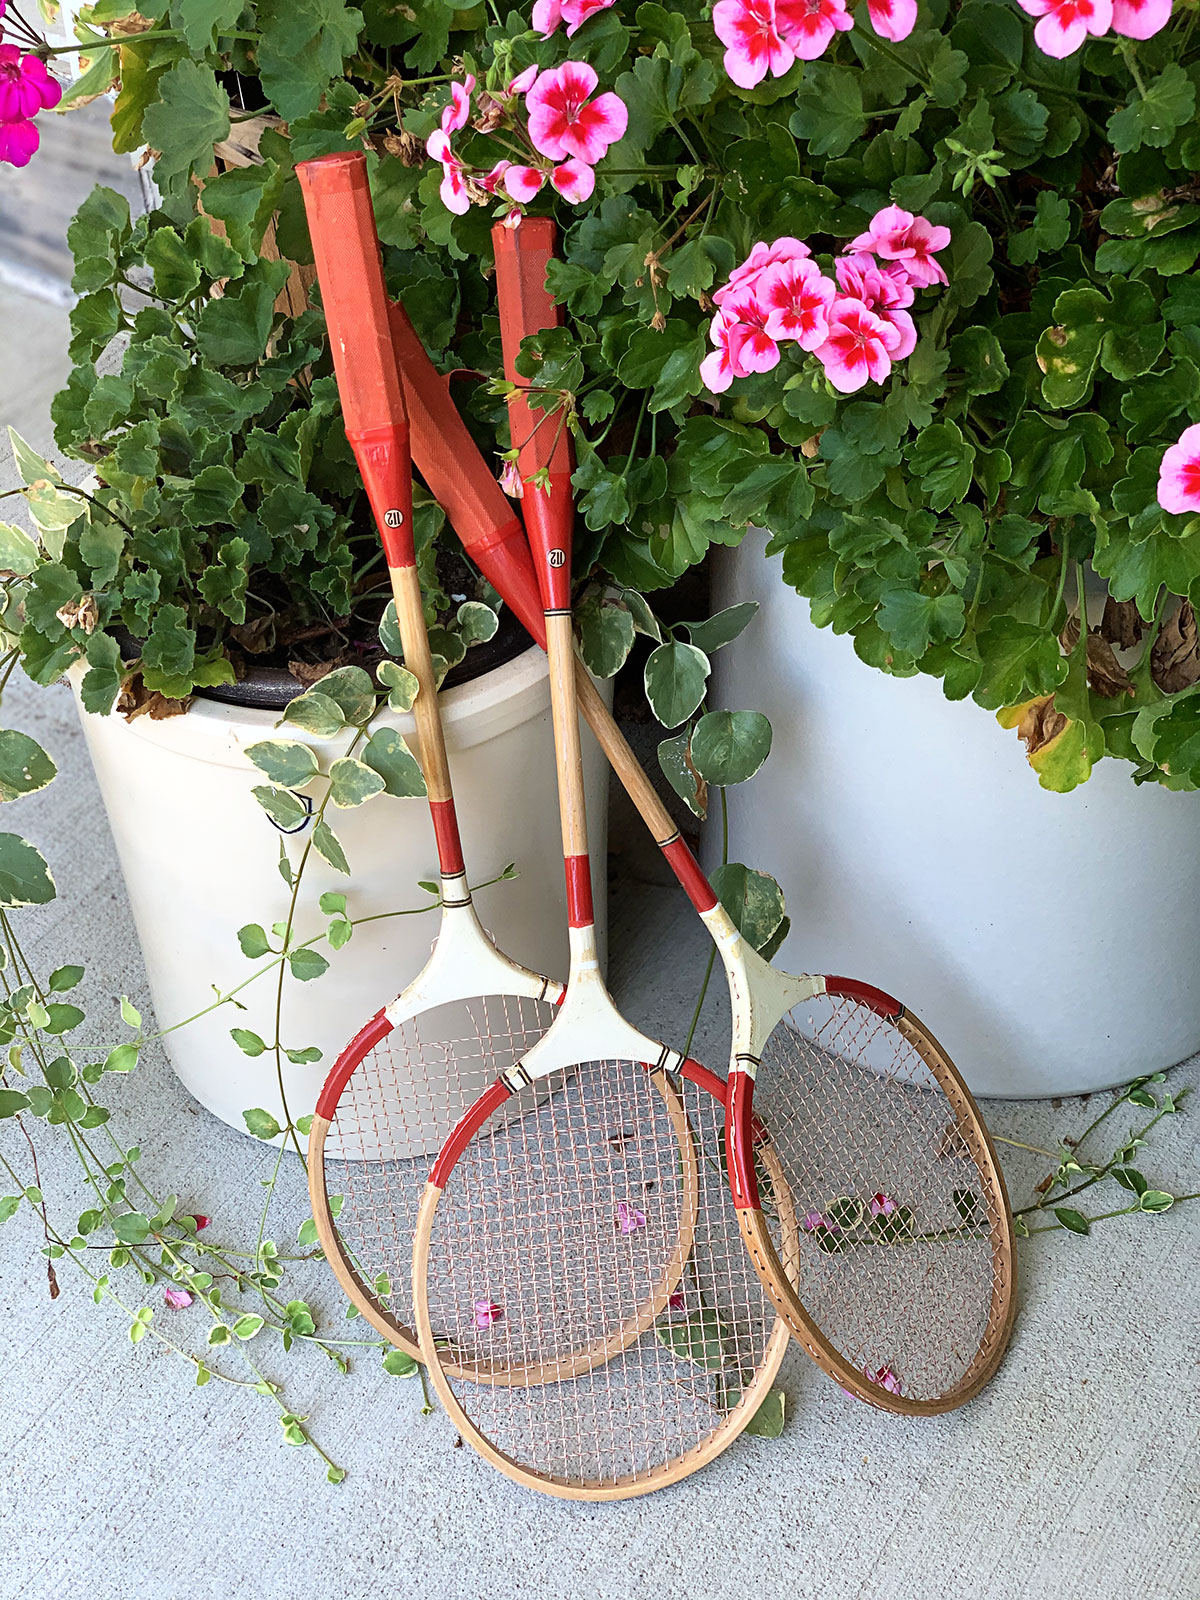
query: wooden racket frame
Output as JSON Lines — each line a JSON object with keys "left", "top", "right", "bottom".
{"left": 413, "top": 1059, "right": 797, "bottom": 1500}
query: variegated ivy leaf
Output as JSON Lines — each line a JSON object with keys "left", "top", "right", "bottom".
{"left": 362, "top": 728, "right": 426, "bottom": 798}
{"left": 7, "top": 427, "right": 60, "bottom": 486}
{"left": 313, "top": 666, "right": 375, "bottom": 726}
{"left": 279, "top": 691, "right": 345, "bottom": 738}
{"left": 245, "top": 739, "right": 319, "bottom": 789}
{"left": 0, "top": 521, "right": 40, "bottom": 577}
{"left": 327, "top": 757, "right": 386, "bottom": 808}
{"left": 251, "top": 785, "right": 310, "bottom": 830}
{"left": 457, "top": 600, "right": 499, "bottom": 646}
{"left": 0, "top": 730, "right": 57, "bottom": 803}
{"left": 376, "top": 660, "right": 419, "bottom": 712}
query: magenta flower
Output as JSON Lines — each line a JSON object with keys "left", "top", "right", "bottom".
{"left": 865, "top": 1362, "right": 902, "bottom": 1395}
{"left": 801, "top": 1209, "right": 839, "bottom": 1233}
{"left": 776, "top": 0, "right": 854, "bottom": 59}
{"left": 550, "top": 157, "right": 595, "bottom": 203}
{"left": 1015, "top": 0, "right": 1112, "bottom": 55}
{"left": 815, "top": 298, "right": 902, "bottom": 393}
{"left": 712, "top": 0, "right": 793, "bottom": 89}
{"left": 1110, "top": 0, "right": 1171, "bottom": 33}
{"left": 864, "top": 0, "right": 919, "bottom": 39}
{"left": 0, "top": 116, "right": 38, "bottom": 168}
{"left": 835, "top": 252, "right": 915, "bottom": 311}
{"left": 533, "top": 0, "right": 565, "bottom": 31}
{"left": 163, "top": 1285, "right": 193, "bottom": 1310}
{"left": 850, "top": 205, "right": 952, "bottom": 288}
{"left": 440, "top": 74, "right": 475, "bottom": 134}
{"left": 616, "top": 1201, "right": 647, "bottom": 1234}
{"left": 758, "top": 257, "right": 837, "bottom": 350}
{"left": 869, "top": 1192, "right": 898, "bottom": 1218}
{"left": 478, "top": 159, "right": 511, "bottom": 195}
{"left": 526, "top": 62, "right": 628, "bottom": 165}
{"left": 0, "top": 47, "right": 62, "bottom": 121}
{"left": 1157, "top": 424, "right": 1200, "bottom": 514}
{"left": 713, "top": 237, "right": 810, "bottom": 307}
{"left": 473, "top": 1298, "right": 503, "bottom": 1328}
{"left": 724, "top": 288, "right": 782, "bottom": 372}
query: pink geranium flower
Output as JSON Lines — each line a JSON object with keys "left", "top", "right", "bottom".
{"left": 713, "top": 237, "right": 810, "bottom": 306}
{"left": 865, "top": 0, "right": 919, "bottom": 39}
{"left": 499, "top": 457, "right": 524, "bottom": 497}
{"left": 700, "top": 310, "right": 744, "bottom": 393}
{"left": 0, "top": 47, "right": 63, "bottom": 121}
{"left": 473, "top": 1299, "right": 503, "bottom": 1328}
{"left": 478, "top": 160, "right": 511, "bottom": 194}
{"left": 712, "top": 0, "right": 794, "bottom": 89}
{"left": 757, "top": 257, "right": 837, "bottom": 350}
{"left": 504, "top": 164, "right": 547, "bottom": 203}
{"left": 865, "top": 1362, "right": 903, "bottom": 1394}
{"left": 776, "top": 0, "right": 854, "bottom": 59}
{"left": 163, "top": 1285, "right": 193, "bottom": 1310}
{"left": 1110, "top": 0, "right": 1171, "bottom": 34}
{"left": 440, "top": 74, "right": 475, "bottom": 133}
{"left": 835, "top": 252, "right": 915, "bottom": 311}
{"left": 723, "top": 288, "right": 782, "bottom": 373}
{"left": 507, "top": 64, "right": 540, "bottom": 97}
{"left": 616, "top": 1201, "right": 647, "bottom": 1234}
{"left": 534, "top": 0, "right": 616, "bottom": 33}
{"left": 426, "top": 128, "right": 470, "bottom": 215}
{"left": 550, "top": 157, "right": 595, "bottom": 203}
{"left": 526, "top": 61, "right": 628, "bottom": 164}
{"left": 851, "top": 205, "right": 952, "bottom": 288}
{"left": 0, "top": 116, "right": 38, "bottom": 168}
{"left": 815, "top": 298, "right": 902, "bottom": 392}
{"left": 1015, "top": 0, "right": 1112, "bottom": 55}
{"left": 1157, "top": 424, "right": 1200, "bottom": 514}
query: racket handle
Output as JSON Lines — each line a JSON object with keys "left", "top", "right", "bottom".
{"left": 387, "top": 300, "right": 548, "bottom": 647}
{"left": 296, "top": 152, "right": 414, "bottom": 570}
{"left": 492, "top": 219, "right": 575, "bottom": 612}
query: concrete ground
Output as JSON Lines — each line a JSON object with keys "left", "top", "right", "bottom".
{"left": 0, "top": 98, "right": 1197, "bottom": 1600}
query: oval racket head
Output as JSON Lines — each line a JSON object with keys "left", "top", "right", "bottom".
{"left": 730, "top": 979, "right": 1016, "bottom": 1415}
{"left": 413, "top": 1059, "right": 794, "bottom": 1500}
{"left": 309, "top": 986, "right": 559, "bottom": 1360}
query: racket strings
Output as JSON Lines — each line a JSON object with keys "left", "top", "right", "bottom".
{"left": 422, "top": 1061, "right": 788, "bottom": 1491}
{"left": 755, "top": 996, "right": 1007, "bottom": 1405}
{"left": 322, "top": 992, "right": 556, "bottom": 1334}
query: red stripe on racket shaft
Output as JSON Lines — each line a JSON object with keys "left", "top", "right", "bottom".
{"left": 823, "top": 976, "right": 903, "bottom": 1018}
{"left": 346, "top": 423, "right": 415, "bottom": 570}
{"left": 563, "top": 854, "right": 593, "bottom": 929}
{"left": 428, "top": 1077, "right": 512, "bottom": 1188}
{"left": 492, "top": 218, "right": 574, "bottom": 614}
{"left": 725, "top": 1070, "right": 761, "bottom": 1211}
{"left": 315, "top": 1007, "right": 393, "bottom": 1122}
{"left": 429, "top": 798, "right": 466, "bottom": 878}
{"left": 386, "top": 300, "right": 719, "bottom": 920}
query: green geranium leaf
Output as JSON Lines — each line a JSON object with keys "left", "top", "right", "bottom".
{"left": 1038, "top": 279, "right": 1164, "bottom": 409}
{"left": 1108, "top": 63, "right": 1195, "bottom": 155}
{"left": 142, "top": 62, "right": 231, "bottom": 199}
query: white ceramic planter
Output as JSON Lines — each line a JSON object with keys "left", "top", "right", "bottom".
{"left": 710, "top": 530, "right": 1200, "bottom": 1098}
{"left": 72, "top": 647, "right": 609, "bottom": 1135}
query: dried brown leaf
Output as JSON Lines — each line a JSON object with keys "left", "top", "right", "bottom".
{"left": 1150, "top": 601, "right": 1200, "bottom": 695}
{"left": 1100, "top": 596, "right": 1143, "bottom": 652}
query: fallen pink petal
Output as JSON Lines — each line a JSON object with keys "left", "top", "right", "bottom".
{"left": 163, "top": 1286, "right": 193, "bottom": 1310}
{"left": 869, "top": 1192, "right": 899, "bottom": 1218}
{"left": 473, "top": 1299, "right": 503, "bottom": 1328}
{"left": 616, "top": 1201, "right": 647, "bottom": 1234}
{"left": 865, "top": 1363, "right": 903, "bottom": 1395}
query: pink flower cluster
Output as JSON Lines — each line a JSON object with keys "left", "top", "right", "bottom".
{"left": 426, "top": 61, "right": 627, "bottom": 215}
{"left": 1016, "top": 0, "right": 1170, "bottom": 58}
{"left": 1157, "top": 423, "right": 1200, "bottom": 515}
{"left": 712, "top": 0, "right": 917, "bottom": 90}
{"left": 0, "top": 44, "right": 62, "bottom": 169}
{"left": 701, "top": 206, "right": 949, "bottom": 397}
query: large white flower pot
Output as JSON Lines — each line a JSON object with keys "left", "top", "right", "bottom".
{"left": 72, "top": 647, "right": 609, "bottom": 1136}
{"left": 710, "top": 531, "right": 1200, "bottom": 1098}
